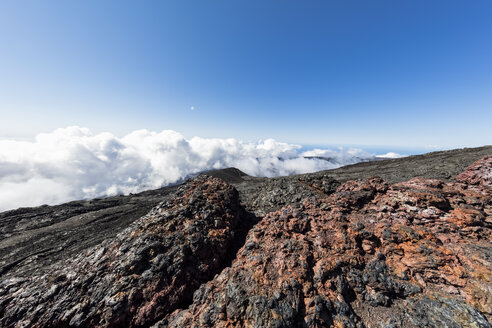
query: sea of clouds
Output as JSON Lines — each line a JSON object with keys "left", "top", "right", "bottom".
{"left": 0, "top": 127, "right": 402, "bottom": 211}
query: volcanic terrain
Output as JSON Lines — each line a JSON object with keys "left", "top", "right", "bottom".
{"left": 0, "top": 146, "right": 491, "bottom": 327}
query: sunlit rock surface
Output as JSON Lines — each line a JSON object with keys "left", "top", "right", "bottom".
{"left": 0, "top": 177, "right": 254, "bottom": 327}
{"left": 159, "top": 157, "right": 491, "bottom": 327}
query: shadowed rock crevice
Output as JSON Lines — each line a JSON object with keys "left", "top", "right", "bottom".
{"left": 161, "top": 179, "right": 262, "bottom": 323}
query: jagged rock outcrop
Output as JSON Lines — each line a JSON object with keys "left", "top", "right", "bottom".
{"left": 0, "top": 153, "right": 491, "bottom": 327}
{"left": 157, "top": 157, "right": 491, "bottom": 327}
{"left": 456, "top": 155, "right": 492, "bottom": 187}
{"left": 0, "top": 177, "right": 254, "bottom": 327}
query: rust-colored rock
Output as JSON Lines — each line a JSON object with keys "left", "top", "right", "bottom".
{"left": 158, "top": 157, "right": 491, "bottom": 327}
{"left": 456, "top": 155, "right": 492, "bottom": 187}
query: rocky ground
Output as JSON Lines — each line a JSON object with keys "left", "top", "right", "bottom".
{"left": 0, "top": 186, "right": 180, "bottom": 279}
{"left": 0, "top": 146, "right": 491, "bottom": 327}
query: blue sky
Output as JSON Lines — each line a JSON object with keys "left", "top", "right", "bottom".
{"left": 0, "top": 0, "right": 491, "bottom": 149}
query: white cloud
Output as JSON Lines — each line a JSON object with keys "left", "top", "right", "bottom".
{"left": 376, "top": 152, "right": 404, "bottom": 159}
{"left": 300, "top": 147, "right": 376, "bottom": 165}
{"left": 0, "top": 127, "right": 385, "bottom": 211}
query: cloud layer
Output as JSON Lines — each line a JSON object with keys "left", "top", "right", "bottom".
{"left": 0, "top": 127, "right": 400, "bottom": 211}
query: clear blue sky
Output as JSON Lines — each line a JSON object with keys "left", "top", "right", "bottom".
{"left": 0, "top": 0, "right": 491, "bottom": 148}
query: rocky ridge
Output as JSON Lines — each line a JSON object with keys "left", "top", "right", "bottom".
{"left": 0, "top": 147, "right": 491, "bottom": 327}
{"left": 0, "top": 177, "right": 256, "bottom": 327}
{"left": 158, "top": 156, "right": 492, "bottom": 327}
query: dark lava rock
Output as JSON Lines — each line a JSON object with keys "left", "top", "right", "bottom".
{"left": 237, "top": 174, "right": 340, "bottom": 217}
{"left": 0, "top": 177, "right": 253, "bottom": 327}
{"left": 0, "top": 187, "right": 179, "bottom": 279}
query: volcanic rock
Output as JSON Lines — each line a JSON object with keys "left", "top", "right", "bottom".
{"left": 0, "top": 177, "right": 255, "bottom": 327}
{"left": 157, "top": 156, "right": 492, "bottom": 327}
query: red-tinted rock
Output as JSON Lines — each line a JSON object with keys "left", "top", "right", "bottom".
{"left": 0, "top": 177, "right": 248, "bottom": 327}
{"left": 456, "top": 155, "right": 492, "bottom": 187}
{"left": 158, "top": 158, "right": 491, "bottom": 327}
